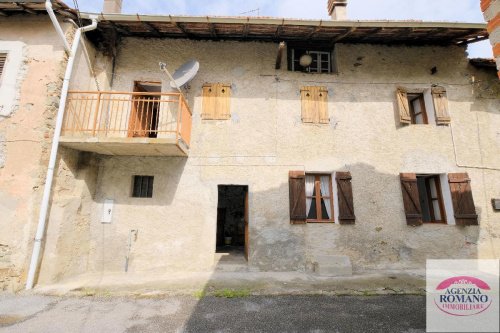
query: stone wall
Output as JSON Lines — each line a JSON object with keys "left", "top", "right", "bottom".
{"left": 37, "top": 38, "right": 500, "bottom": 281}
{"left": 0, "top": 15, "right": 74, "bottom": 290}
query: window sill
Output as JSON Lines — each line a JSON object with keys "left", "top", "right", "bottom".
{"left": 306, "top": 220, "right": 335, "bottom": 224}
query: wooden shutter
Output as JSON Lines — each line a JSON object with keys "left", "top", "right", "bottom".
{"left": 396, "top": 87, "right": 411, "bottom": 124}
{"left": 289, "top": 171, "right": 306, "bottom": 224}
{"left": 0, "top": 54, "right": 6, "bottom": 77}
{"left": 202, "top": 83, "right": 231, "bottom": 120}
{"left": 301, "top": 87, "right": 314, "bottom": 123}
{"left": 448, "top": 173, "right": 478, "bottom": 226}
{"left": 336, "top": 172, "right": 355, "bottom": 224}
{"left": 301, "top": 86, "right": 329, "bottom": 124}
{"left": 400, "top": 173, "right": 423, "bottom": 226}
{"left": 432, "top": 86, "right": 451, "bottom": 125}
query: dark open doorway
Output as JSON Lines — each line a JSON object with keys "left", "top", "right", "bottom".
{"left": 216, "top": 185, "right": 249, "bottom": 263}
{"left": 128, "top": 81, "right": 161, "bottom": 138}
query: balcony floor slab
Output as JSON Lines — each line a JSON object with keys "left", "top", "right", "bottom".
{"left": 59, "top": 136, "right": 188, "bottom": 157}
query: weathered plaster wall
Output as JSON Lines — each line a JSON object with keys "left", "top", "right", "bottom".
{"left": 41, "top": 38, "right": 500, "bottom": 280}
{"left": 0, "top": 15, "right": 74, "bottom": 290}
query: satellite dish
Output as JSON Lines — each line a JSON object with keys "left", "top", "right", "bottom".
{"left": 169, "top": 60, "right": 200, "bottom": 88}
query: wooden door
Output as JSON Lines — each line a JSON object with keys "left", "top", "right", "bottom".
{"left": 244, "top": 190, "right": 249, "bottom": 261}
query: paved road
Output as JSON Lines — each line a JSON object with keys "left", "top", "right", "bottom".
{"left": 0, "top": 294, "right": 425, "bottom": 333}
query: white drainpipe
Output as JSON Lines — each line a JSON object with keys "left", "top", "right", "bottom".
{"left": 45, "top": 0, "right": 71, "bottom": 53}
{"left": 25, "top": 2, "right": 98, "bottom": 290}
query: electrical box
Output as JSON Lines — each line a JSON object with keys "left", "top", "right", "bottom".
{"left": 493, "top": 199, "right": 500, "bottom": 211}
{"left": 101, "top": 199, "right": 114, "bottom": 223}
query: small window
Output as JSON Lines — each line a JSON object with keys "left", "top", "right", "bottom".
{"left": 289, "top": 47, "right": 333, "bottom": 73}
{"left": 408, "top": 93, "right": 428, "bottom": 124}
{"left": 202, "top": 83, "right": 231, "bottom": 120}
{"left": 305, "top": 174, "right": 334, "bottom": 222}
{"left": 0, "top": 53, "right": 6, "bottom": 81}
{"left": 301, "top": 86, "right": 329, "bottom": 124}
{"left": 132, "top": 176, "right": 154, "bottom": 198}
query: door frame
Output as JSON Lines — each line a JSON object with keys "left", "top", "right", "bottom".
{"left": 215, "top": 185, "right": 249, "bottom": 262}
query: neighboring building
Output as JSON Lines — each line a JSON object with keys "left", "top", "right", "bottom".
{"left": 2, "top": 0, "right": 500, "bottom": 290}
{"left": 0, "top": 1, "right": 76, "bottom": 290}
{"left": 481, "top": 0, "right": 500, "bottom": 77}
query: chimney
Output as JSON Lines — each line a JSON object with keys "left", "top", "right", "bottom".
{"left": 328, "top": 0, "right": 347, "bottom": 20}
{"left": 103, "top": 0, "right": 122, "bottom": 13}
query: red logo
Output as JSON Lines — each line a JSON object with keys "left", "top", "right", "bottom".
{"left": 434, "top": 276, "right": 492, "bottom": 316}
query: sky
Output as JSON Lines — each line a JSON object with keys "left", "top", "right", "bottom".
{"left": 67, "top": 0, "right": 493, "bottom": 58}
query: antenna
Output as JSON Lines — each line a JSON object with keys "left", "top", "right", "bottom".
{"left": 240, "top": 8, "right": 260, "bottom": 16}
{"left": 168, "top": 60, "right": 200, "bottom": 89}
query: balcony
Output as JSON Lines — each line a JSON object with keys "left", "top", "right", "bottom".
{"left": 59, "top": 91, "right": 192, "bottom": 156}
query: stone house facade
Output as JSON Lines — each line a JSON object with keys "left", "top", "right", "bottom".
{"left": 1, "top": 1, "right": 499, "bottom": 290}
{"left": 0, "top": 1, "right": 76, "bottom": 290}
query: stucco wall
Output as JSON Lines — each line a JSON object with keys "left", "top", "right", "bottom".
{"left": 0, "top": 15, "right": 75, "bottom": 290}
{"left": 39, "top": 38, "right": 500, "bottom": 281}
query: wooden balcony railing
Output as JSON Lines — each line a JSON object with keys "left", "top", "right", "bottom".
{"left": 62, "top": 91, "right": 192, "bottom": 147}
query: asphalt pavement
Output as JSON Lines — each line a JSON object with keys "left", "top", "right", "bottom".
{"left": 0, "top": 293, "right": 425, "bottom": 333}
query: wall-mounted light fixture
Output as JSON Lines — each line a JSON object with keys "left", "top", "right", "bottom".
{"left": 299, "top": 54, "right": 313, "bottom": 67}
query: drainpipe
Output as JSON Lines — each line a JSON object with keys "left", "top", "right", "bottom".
{"left": 45, "top": 0, "right": 71, "bottom": 53}
{"left": 25, "top": 4, "right": 98, "bottom": 290}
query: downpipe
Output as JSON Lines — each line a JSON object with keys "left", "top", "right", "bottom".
{"left": 45, "top": 0, "right": 71, "bottom": 53}
{"left": 25, "top": 7, "right": 98, "bottom": 290}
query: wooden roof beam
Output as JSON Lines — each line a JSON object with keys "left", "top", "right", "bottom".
{"left": 14, "top": 3, "right": 37, "bottom": 15}
{"left": 274, "top": 20, "right": 284, "bottom": 39}
{"left": 456, "top": 35, "right": 489, "bottom": 45}
{"left": 306, "top": 21, "right": 323, "bottom": 40}
{"left": 358, "top": 27, "right": 383, "bottom": 42}
{"left": 170, "top": 17, "right": 194, "bottom": 38}
{"left": 109, "top": 21, "right": 130, "bottom": 35}
{"left": 243, "top": 23, "right": 250, "bottom": 38}
{"left": 332, "top": 27, "right": 356, "bottom": 42}
{"left": 143, "top": 22, "right": 161, "bottom": 37}
{"left": 208, "top": 23, "right": 217, "bottom": 38}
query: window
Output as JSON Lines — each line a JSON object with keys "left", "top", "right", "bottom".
{"left": 400, "top": 173, "right": 478, "bottom": 226}
{"left": 289, "top": 47, "right": 333, "bottom": 73}
{"left": 416, "top": 175, "right": 445, "bottom": 223}
{"left": 396, "top": 86, "right": 451, "bottom": 126}
{"left": 202, "top": 83, "right": 231, "bottom": 120}
{"left": 289, "top": 171, "right": 355, "bottom": 225}
{"left": 0, "top": 53, "right": 6, "bottom": 80}
{"left": 300, "top": 86, "right": 329, "bottom": 124}
{"left": 132, "top": 176, "right": 154, "bottom": 198}
{"left": 408, "top": 93, "right": 428, "bottom": 124}
{"left": 305, "top": 174, "right": 334, "bottom": 222}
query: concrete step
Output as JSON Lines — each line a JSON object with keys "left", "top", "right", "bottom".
{"left": 314, "top": 255, "right": 353, "bottom": 277}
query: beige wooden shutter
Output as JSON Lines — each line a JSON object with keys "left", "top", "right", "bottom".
{"left": 301, "top": 86, "right": 329, "bottom": 124}
{"left": 432, "top": 86, "right": 451, "bottom": 125}
{"left": 448, "top": 173, "right": 478, "bottom": 226}
{"left": 215, "top": 83, "right": 231, "bottom": 119}
{"left": 396, "top": 87, "right": 411, "bottom": 124}
{"left": 0, "top": 54, "right": 6, "bottom": 78}
{"left": 400, "top": 173, "right": 423, "bottom": 226}
{"left": 202, "top": 84, "right": 217, "bottom": 119}
{"left": 336, "top": 172, "right": 355, "bottom": 224}
{"left": 202, "top": 83, "right": 231, "bottom": 120}
{"left": 317, "top": 87, "right": 329, "bottom": 124}
{"left": 289, "top": 171, "right": 307, "bottom": 224}
{"left": 301, "top": 87, "right": 314, "bottom": 123}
